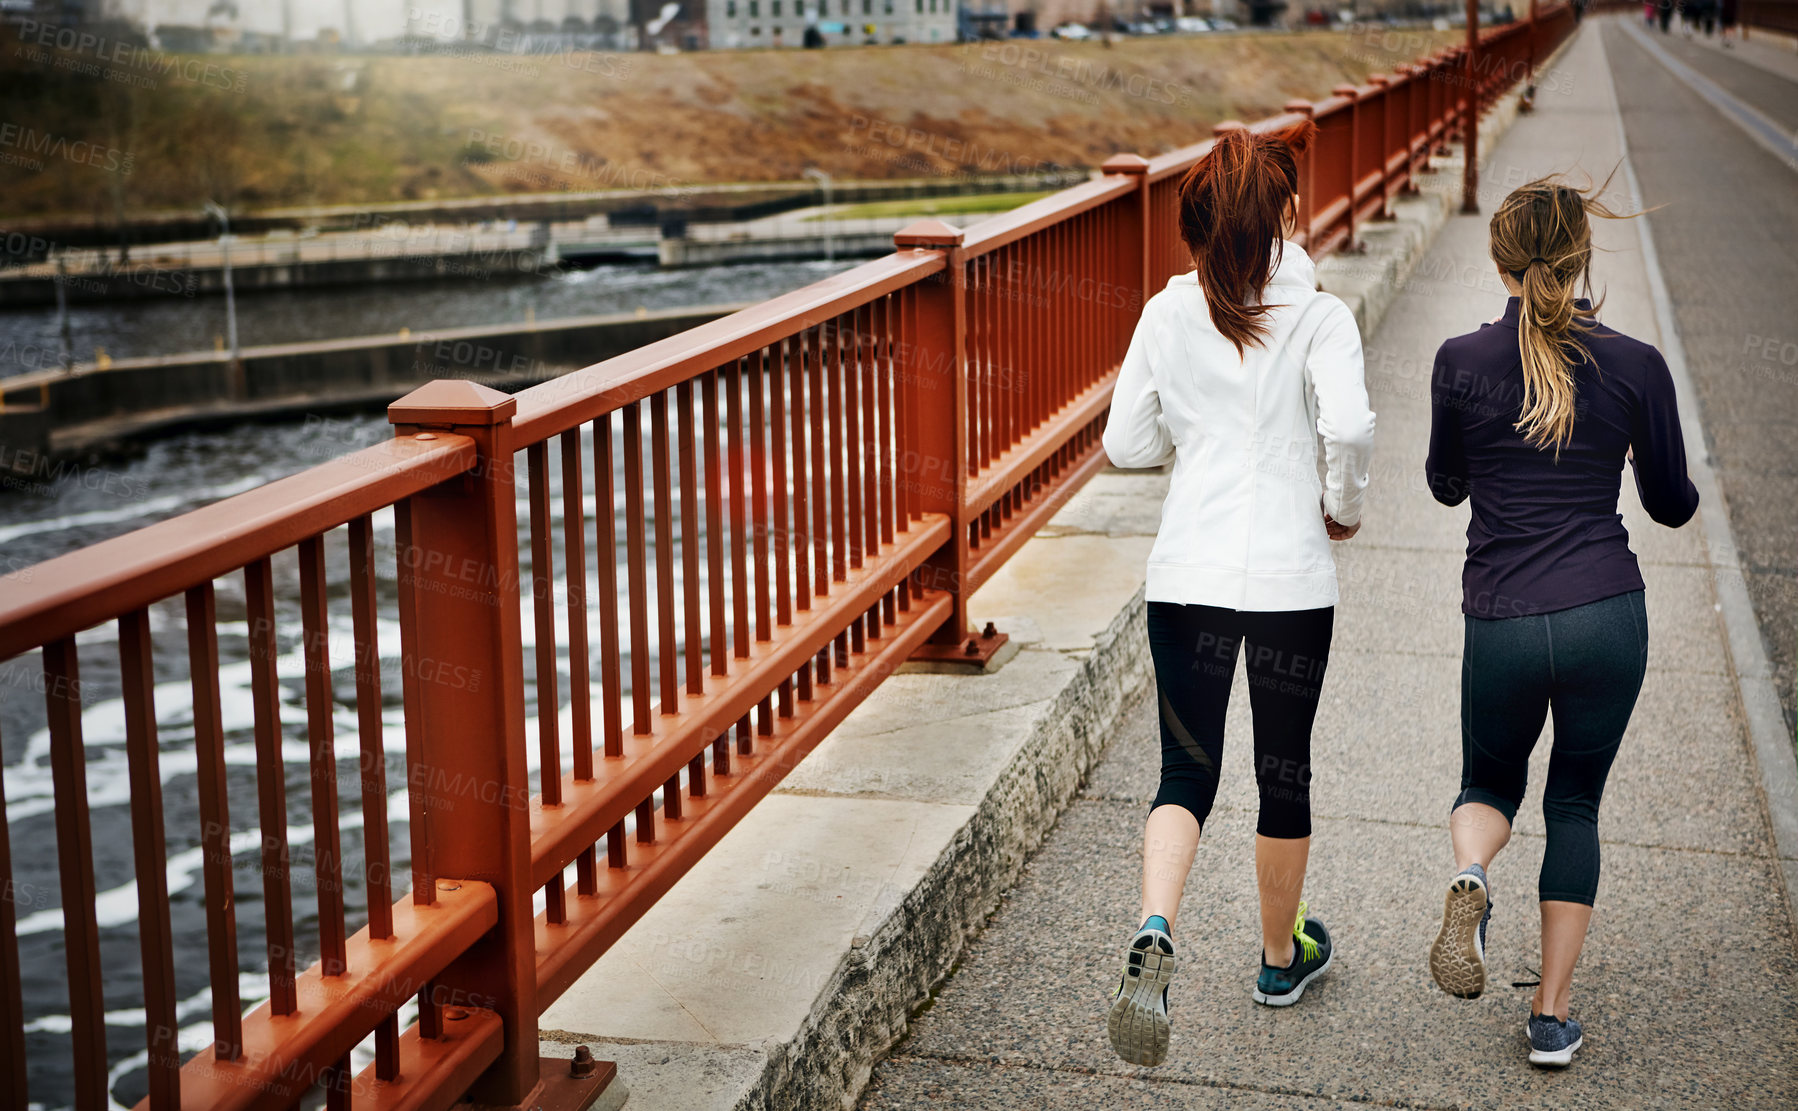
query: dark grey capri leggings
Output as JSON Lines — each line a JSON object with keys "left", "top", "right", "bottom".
{"left": 1454, "top": 589, "right": 1648, "bottom": 906}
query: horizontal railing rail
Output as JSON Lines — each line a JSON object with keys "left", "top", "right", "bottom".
{"left": 0, "top": 8, "right": 1574, "bottom": 1109}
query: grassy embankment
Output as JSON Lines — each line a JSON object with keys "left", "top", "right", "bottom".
{"left": 0, "top": 26, "right": 1459, "bottom": 222}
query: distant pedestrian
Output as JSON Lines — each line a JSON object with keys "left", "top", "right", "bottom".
{"left": 1100, "top": 119, "right": 1374, "bottom": 1067}
{"left": 1721, "top": 0, "right": 1738, "bottom": 43}
{"left": 1658, "top": 0, "right": 1672, "bottom": 31}
{"left": 1423, "top": 177, "right": 1699, "bottom": 1068}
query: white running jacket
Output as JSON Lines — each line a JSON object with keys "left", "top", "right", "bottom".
{"left": 1101, "top": 242, "right": 1375, "bottom": 611}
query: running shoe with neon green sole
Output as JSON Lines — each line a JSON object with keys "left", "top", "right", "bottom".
{"left": 1252, "top": 901, "right": 1334, "bottom": 1007}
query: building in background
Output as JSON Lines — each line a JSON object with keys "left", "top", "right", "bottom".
{"left": 42, "top": 0, "right": 654, "bottom": 50}
{"left": 703, "top": 0, "right": 953, "bottom": 47}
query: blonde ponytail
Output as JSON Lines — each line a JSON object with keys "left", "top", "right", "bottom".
{"left": 1488, "top": 175, "right": 1634, "bottom": 456}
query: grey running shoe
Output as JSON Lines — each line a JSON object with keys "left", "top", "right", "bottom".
{"left": 1430, "top": 863, "right": 1491, "bottom": 998}
{"left": 1107, "top": 921, "right": 1175, "bottom": 1066}
{"left": 1527, "top": 1012, "right": 1584, "bottom": 1067}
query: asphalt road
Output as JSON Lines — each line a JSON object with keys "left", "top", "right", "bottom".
{"left": 1605, "top": 19, "right": 1798, "bottom": 733}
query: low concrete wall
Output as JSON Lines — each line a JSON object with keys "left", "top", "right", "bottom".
{"left": 658, "top": 232, "right": 897, "bottom": 268}
{"left": 0, "top": 248, "right": 557, "bottom": 307}
{"left": 0, "top": 302, "right": 750, "bottom": 458}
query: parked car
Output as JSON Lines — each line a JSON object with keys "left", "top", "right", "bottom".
{"left": 1173, "top": 15, "right": 1211, "bottom": 31}
{"left": 1208, "top": 16, "right": 1239, "bottom": 29}
{"left": 1054, "top": 22, "right": 1093, "bottom": 39}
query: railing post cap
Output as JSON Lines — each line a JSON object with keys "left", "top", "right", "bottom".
{"left": 894, "top": 218, "right": 965, "bottom": 249}
{"left": 1212, "top": 119, "right": 1250, "bottom": 136}
{"left": 1282, "top": 99, "right": 1316, "bottom": 116}
{"left": 1369, "top": 73, "right": 1394, "bottom": 85}
{"left": 1333, "top": 84, "right": 1361, "bottom": 99}
{"left": 1100, "top": 153, "right": 1150, "bottom": 175}
{"left": 389, "top": 379, "right": 518, "bottom": 427}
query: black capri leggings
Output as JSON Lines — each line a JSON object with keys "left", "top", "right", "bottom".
{"left": 1147, "top": 601, "right": 1335, "bottom": 840}
{"left": 1455, "top": 590, "right": 1648, "bottom": 906}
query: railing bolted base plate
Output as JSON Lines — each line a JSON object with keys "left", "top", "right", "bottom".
{"left": 907, "top": 622, "right": 1011, "bottom": 670}
{"left": 461, "top": 1055, "right": 619, "bottom": 1111}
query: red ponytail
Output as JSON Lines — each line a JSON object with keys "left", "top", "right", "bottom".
{"left": 1175, "top": 119, "right": 1316, "bottom": 356}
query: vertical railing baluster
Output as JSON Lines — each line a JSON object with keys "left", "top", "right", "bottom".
{"left": 624, "top": 403, "right": 652, "bottom": 735}
{"left": 44, "top": 638, "right": 105, "bottom": 1111}
{"left": 726, "top": 360, "right": 754, "bottom": 754}
{"left": 114, "top": 621, "right": 176, "bottom": 1102}
{"left": 348, "top": 517, "right": 394, "bottom": 941}
{"left": 528, "top": 440, "right": 566, "bottom": 926}
{"left": 299, "top": 535, "right": 348, "bottom": 977}
{"left": 701, "top": 370, "right": 733, "bottom": 773}
{"left": 703, "top": 372, "right": 728, "bottom": 679}
{"left": 560, "top": 431, "right": 597, "bottom": 898}
{"left": 244, "top": 558, "right": 297, "bottom": 1016}
{"left": 844, "top": 309, "right": 864, "bottom": 574}
{"left": 678, "top": 381, "right": 705, "bottom": 700}
{"left": 809, "top": 324, "right": 834, "bottom": 683}
{"left": 185, "top": 582, "right": 243, "bottom": 1059}
{"left": 727, "top": 360, "right": 750, "bottom": 661}
{"left": 325, "top": 1056, "right": 351, "bottom": 1111}
{"left": 375, "top": 1012, "right": 401, "bottom": 1083}
{"left": 595, "top": 415, "right": 624, "bottom": 759}
{"left": 896, "top": 284, "right": 915, "bottom": 533}
{"left": 859, "top": 302, "right": 879, "bottom": 566}
{"left": 748, "top": 354, "right": 772, "bottom": 643}
{"left": 747, "top": 351, "right": 774, "bottom": 735}
{"left": 810, "top": 325, "right": 830, "bottom": 600}
{"left": 769, "top": 343, "right": 795, "bottom": 721}
{"left": 122, "top": 605, "right": 179, "bottom": 1109}
{"left": 0, "top": 730, "right": 20, "bottom": 1111}
{"left": 653, "top": 392, "right": 678, "bottom": 718}
{"left": 875, "top": 294, "right": 898, "bottom": 628}
{"left": 525, "top": 445, "right": 560, "bottom": 920}
{"left": 790, "top": 335, "right": 814, "bottom": 703}
{"left": 563, "top": 431, "right": 594, "bottom": 778}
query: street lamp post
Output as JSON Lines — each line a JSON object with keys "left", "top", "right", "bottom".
{"left": 803, "top": 166, "right": 834, "bottom": 263}
{"left": 203, "top": 200, "right": 241, "bottom": 388}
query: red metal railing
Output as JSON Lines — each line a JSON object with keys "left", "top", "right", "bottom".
{"left": 0, "top": 10, "right": 1573, "bottom": 1109}
{"left": 1742, "top": 0, "right": 1798, "bottom": 35}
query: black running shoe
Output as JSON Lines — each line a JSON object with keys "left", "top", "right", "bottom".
{"left": 1430, "top": 862, "right": 1491, "bottom": 998}
{"left": 1252, "top": 902, "right": 1333, "bottom": 1007}
{"left": 1527, "top": 1011, "right": 1584, "bottom": 1067}
{"left": 1107, "top": 921, "right": 1175, "bottom": 1066}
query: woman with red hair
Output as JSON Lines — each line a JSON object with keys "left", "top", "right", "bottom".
{"left": 1101, "top": 119, "right": 1374, "bottom": 1066}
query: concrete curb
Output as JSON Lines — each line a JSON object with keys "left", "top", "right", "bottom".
{"left": 538, "top": 57, "right": 1560, "bottom": 1111}
{"left": 1597, "top": 24, "right": 1798, "bottom": 927}
{"left": 739, "top": 592, "right": 1152, "bottom": 1111}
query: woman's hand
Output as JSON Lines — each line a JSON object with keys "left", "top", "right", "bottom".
{"left": 1324, "top": 512, "right": 1360, "bottom": 541}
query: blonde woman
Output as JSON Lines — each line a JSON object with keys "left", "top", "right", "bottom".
{"left": 1423, "top": 178, "right": 1699, "bottom": 1067}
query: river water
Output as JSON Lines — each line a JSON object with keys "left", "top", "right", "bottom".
{"left": 0, "top": 256, "right": 859, "bottom": 1108}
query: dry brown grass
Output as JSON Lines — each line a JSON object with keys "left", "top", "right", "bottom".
{"left": 0, "top": 26, "right": 1459, "bottom": 219}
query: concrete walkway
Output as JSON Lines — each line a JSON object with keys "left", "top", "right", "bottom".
{"left": 858, "top": 21, "right": 1798, "bottom": 1110}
